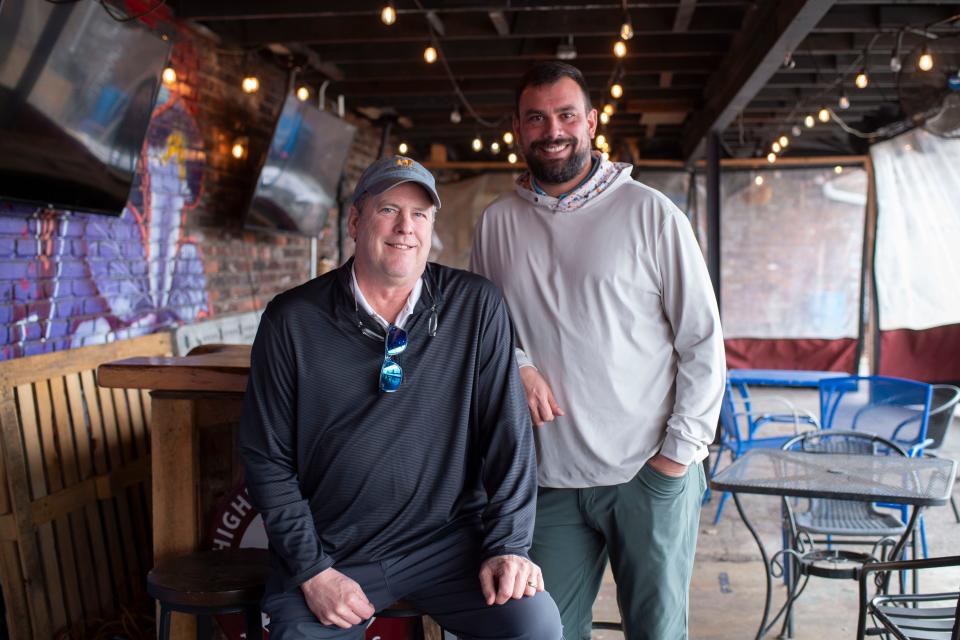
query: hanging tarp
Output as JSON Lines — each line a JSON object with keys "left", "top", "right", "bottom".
{"left": 872, "top": 128, "right": 960, "bottom": 381}
{"left": 697, "top": 167, "right": 868, "bottom": 371}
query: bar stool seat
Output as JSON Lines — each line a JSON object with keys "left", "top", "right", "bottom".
{"left": 147, "top": 548, "right": 271, "bottom": 639}
{"left": 376, "top": 600, "right": 443, "bottom": 640}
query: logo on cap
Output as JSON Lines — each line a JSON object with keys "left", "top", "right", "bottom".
{"left": 396, "top": 157, "right": 413, "bottom": 167}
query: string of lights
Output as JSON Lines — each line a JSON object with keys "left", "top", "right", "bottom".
{"left": 761, "top": 16, "right": 960, "bottom": 162}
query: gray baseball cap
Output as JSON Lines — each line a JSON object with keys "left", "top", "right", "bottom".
{"left": 352, "top": 155, "right": 442, "bottom": 210}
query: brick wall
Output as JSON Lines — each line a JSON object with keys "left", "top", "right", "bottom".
{"left": 0, "top": 19, "right": 386, "bottom": 360}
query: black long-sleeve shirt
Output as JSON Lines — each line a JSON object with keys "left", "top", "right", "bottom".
{"left": 237, "top": 260, "right": 535, "bottom": 593}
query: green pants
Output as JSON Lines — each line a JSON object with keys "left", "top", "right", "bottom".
{"left": 531, "top": 463, "right": 706, "bottom": 640}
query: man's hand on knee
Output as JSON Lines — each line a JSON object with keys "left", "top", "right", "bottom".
{"left": 479, "top": 554, "right": 545, "bottom": 606}
{"left": 301, "top": 567, "right": 375, "bottom": 628}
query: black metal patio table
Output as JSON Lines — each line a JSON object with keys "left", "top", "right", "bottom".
{"left": 710, "top": 449, "right": 957, "bottom": 640}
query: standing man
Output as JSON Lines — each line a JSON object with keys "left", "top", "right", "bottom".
{"left": 471, "top": 62, "right": 725, "bottom": 640}
{"left": 239, "top": 155, "right": 561, "bottom": 640}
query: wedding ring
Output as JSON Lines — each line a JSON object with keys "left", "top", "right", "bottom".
{"left": 527, "top": 580, "right": 537, "bottom": 588}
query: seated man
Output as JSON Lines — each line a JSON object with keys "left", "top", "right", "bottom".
{"left": 238, "top": 155, "right": 561, "bottom": 640}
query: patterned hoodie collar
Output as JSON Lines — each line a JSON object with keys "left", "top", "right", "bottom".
{"left": 515, "top": 152, "right": 632, "bottom": 212}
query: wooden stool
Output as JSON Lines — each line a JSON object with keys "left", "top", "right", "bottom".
{"left": 147, "top": 548, "right": 271, "bottom": 640}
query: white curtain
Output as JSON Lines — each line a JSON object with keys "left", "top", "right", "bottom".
{"left": 871, "top": 128, "right": 960, "bottom": 331}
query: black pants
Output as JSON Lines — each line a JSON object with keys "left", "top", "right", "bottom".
{"left": 263, "top": 528, "right": 562, "bottom": 640}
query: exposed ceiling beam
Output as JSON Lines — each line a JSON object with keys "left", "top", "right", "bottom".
{"left": 681, "top": 0, "right": 837, "bottom": 161}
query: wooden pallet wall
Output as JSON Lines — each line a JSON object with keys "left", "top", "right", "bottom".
{"left": 0, "top": 333, "right": 171, "bottom": 638}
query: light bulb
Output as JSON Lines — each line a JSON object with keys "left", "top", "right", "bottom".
{"left": 767, "top": 152, "right": 777, "bottom": 164}
{"left": 398, "top": 142, "right": 408, "bottom": 154}
{"left": 450, "top": 107, "right": 462, "bottom": 124}
{"left": 620, "top": 20, "right": 633, "bottom": 41}
{"left": 296, "top": 86, "right": 310, "bottom": 101}
{"left": 610, "top": 83, "right": 623, "bottom": 99}
{"left": 380, "top": 4, "right": 397, "bottom": 25}
{"left": 502, "top": 131, "right": 514, "bottom": 144}
{"left": 472, "top": 137, "right": 482, "bottom": 152}
{"left": 241, "top": 76, "right": 260, "bottom": 94}
{"left": 890, "top": 56, "right": 902, "bottom": 73}
{"left": 792, "top": 125, "right": 802, "bottom": 137}
{"left": 599, "top": 112, "right": 610, "bottom": 125}
{"left": 162, "top": 67, "right": 177, "bottom": 85}
{"left": 855, "top": 71, "right": 869, "bottom": 89}
{"left": 603, "top": 104, "right": 615, "bottom": 116}
{"left": 779, "top": 135, "right": 789, "bottom": 148}
{"left": 424, "top": 46, "right": 438, "bottom": 64}
{"left": 818, "top": 107, "right": 830, "bottom": 123}
{"left": 231, "top": 139, "right": 246, "bottom": 159}
{"left": 772, "top": 142, "right": 781, "bottom": 153}
{"left": 490, "top": 141, "right": 500, "bottom": 153}
{"left": 508, "top": 152, "right": 518, "bottom": 164}
{"left": 755, "top": 176, "right": 764, "bottom": 186}
{"left": 918, "top": 50, "right": 934, "bottom": 72}
{"left": 834, "top": 165, "right": 843, "bottom": 174}
{"left": 838, "top": 94, "right": 850, "bottom": 110}
{"left": 804, "top": 115, "right": 815, "bottom": 128}
{"left": 595, "top": 134, "right": 606, "bottom": 148}
{"left": 613, "top": 41, "right": 627, "bottom": 58}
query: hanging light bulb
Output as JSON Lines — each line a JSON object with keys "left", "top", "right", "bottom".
{"left": 599, "top": 112, "right": 610, "bottom": 125}
{"left": 804, "top": 115, "right": 815, "bottom": 128}
{"left": 779, "top": 135, "right": 789, "bottom": 148}
{"left": 595, "top": 134, "right": 607, "bottom": 148}
{"left": 818, "top": 107, "right": 831, "bottom": 123}
{"left": 603, "top": 103, "right": 615, "bottom": 116}
{"left": 380, "top": 3, "right": 397, "bottom": 25}
{"left": 838, "top": 94, "right": 850, "bottom": 110}
{"left": 471, "top": 137, "right": 483, "bottom": 152}
{"left": 767, "top": 152, "right": 777, "bottom": 163}
{"left": 241, "top": 75, "right": 260, "bottom": 94}
{"left": 792, "top": 125, "right": 802, "bottom": 137}
{"left": 490, "top": 141, "right": 501, "bottom": 154}
{"left": 772, "top": 142, "right": 781, "bottom": 153}
{"left": 450, "top": 107, "right": 462, "bottom": 124}
{"left": 424, "top": 46, "right": 438, "bottom": 64}
{"left": 918, "top": 47, "right": 934, "bottom": 72}
{"left": 162, "top": 67, "right": 177, "bottom": 86}
{"left": 610, "top": 83, "right": 623, "bottom": 99}
{"left": 613, "top": 41, "right": 627, "bottom": 58}
{"left": 834, "top": 165, "right": 843, "bottom": 174}
{"left": 502, "top": 131, "right": 514, "bottom": 144}
{"left": 855, "top": 71, "right": 869, "bottom": 89}
{"left": 398, "top": 142, "right": 409, "bottom": 155}
{"left": 755, "top": 175, "right": 764, "bottom": 186}
{"left": 231, "top": 137, "right": 248, "bottom": 160}
{"left": 508, "top": 152, "right": 518, "bottom": 164}
{"left": 296, "top": 86, "right": 310, "bottom": 102}
{"left": 620, "top": 16, "right": 634, "bottom": 40}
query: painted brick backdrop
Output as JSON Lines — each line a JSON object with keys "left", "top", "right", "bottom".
{"left": 0, "top": 20, "right": 384, "bottom": 361}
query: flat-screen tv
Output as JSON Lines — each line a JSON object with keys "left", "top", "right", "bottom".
{"left": 245, "top": 94, "right": 357, "bottom": 236}
{"left": 0, "top": 0, "right": 170, "bottom": 215}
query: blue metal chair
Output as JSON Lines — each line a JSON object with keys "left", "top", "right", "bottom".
{"left": 818, "top": 376, "right": 934, "bottom": 557}
{"left": 708, "top": 380, "right": 819, "bottom": 524}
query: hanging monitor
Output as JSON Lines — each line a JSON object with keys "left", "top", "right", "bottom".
{"left": 245, "top": 94, "right": 357, "bottom": 237}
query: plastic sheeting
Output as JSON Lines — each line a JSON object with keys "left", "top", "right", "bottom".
{"left": 695, "top": 167, "right": 867, "bottom": 342}
{"left": 872, "top": 128, "right": 960, "bottom": 332}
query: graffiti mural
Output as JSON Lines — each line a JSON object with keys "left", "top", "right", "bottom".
{"left": 0, "top": 71, "right": 210, "bottom": 360}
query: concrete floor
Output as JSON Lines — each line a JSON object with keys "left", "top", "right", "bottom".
{"left": 589, "top": 387, "right": 960, "bottom": 639}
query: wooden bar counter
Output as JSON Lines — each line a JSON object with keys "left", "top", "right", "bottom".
{"left": 97, "top": 345, "right": 251, "bottom": 639}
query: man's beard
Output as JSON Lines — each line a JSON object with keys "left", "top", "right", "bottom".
{"left": 524, "top": 136, "right": 590, "bottom": 185}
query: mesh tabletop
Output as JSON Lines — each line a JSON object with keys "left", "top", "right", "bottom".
{"left": 710, "top": 450, "right": 957, "bottom": 506}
